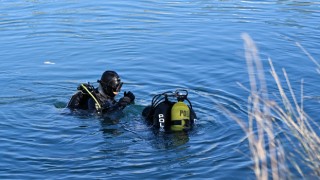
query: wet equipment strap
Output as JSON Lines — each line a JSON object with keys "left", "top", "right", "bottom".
{"left": 171, "top": 119, "right": 190, "bottom": 125}
{"left": 80, "top": 84, "right": 102, "bottom": 110}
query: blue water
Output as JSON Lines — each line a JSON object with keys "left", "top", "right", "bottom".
{"left": 1, "top": 0, "right": 319, "bottom": 179}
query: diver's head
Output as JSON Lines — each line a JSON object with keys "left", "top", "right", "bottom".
{"left": 98, "top": 70, "right": 123, "bottom": 97}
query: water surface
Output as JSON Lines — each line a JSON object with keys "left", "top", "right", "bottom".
{"left": 0, "top": 0, "right": 319, "bottom": 179}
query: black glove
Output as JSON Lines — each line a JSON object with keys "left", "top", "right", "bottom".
{"left": 118, "top": 96, "right": 131, "bottom": 107}
{"left": 124, "top": 91, "right": 135, "bottom": 103}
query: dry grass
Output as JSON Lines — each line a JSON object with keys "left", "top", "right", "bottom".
{"left": 225, "top": 33, "right": 320, "bottom": 179}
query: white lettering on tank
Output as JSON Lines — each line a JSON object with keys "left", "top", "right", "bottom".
{"left": 158, "top": 114, "right": 165, "bottom": 129}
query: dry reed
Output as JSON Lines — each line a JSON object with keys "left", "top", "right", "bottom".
{"left": 224, "top": 33, "right": 320, "bottom": 179}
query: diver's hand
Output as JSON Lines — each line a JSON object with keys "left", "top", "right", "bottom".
{"left": 124, "top": 91, "right": 135, "bottom": 103}
{"left": 118, "top": 97, "right": 131, "bottom": 107}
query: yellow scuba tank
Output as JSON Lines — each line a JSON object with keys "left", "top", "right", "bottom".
{"left": 171, "top": 101, "right": 190, "bottom": 131}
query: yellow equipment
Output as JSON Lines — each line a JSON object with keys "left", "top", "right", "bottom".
{"left": 142, "top": 89, "right": 196, "bottom": 132}
{"left": 171, "top": 101, "right": 191, "bottom": 131}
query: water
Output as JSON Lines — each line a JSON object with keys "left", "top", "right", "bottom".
{"left": 0, "top": 0, "right": 319, "bottom": 179}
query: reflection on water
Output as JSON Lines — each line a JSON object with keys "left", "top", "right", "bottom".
{"left": 99, "top": 112, "right": 124, "bottom": 137}
{"left": 151, "top": 131, "right": 190, "bottom": 149}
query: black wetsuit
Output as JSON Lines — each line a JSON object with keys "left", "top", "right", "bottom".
{"left": 67, "top": 84, "right": 132, "bottom": 113}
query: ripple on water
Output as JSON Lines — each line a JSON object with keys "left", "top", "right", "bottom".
{"left": 0, "top": 0, "right": 319, "bottom": 179}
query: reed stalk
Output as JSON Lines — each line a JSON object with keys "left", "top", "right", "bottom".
{"left": 226, "top": 33, "right": 320, "bottom": 179}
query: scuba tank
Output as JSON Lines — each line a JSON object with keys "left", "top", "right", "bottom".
{"left": 142, "top": 89, "right": 196, "bottom": 132}
{"left": 171, "top": 101, "right": 190, "bottom": 131}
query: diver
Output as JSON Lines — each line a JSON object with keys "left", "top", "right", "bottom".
{"left": 142, "top": 89, "right": 197, "bottom": 132}
{"left": 67, "top": 70, "right": 135, "bottom": 114}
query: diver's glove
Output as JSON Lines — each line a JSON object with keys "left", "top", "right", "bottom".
{"left": 118, "top": 96, "right": 131, "bottom": 107}
{"left": 124, "top": 91, "right": 135, "bottom": 103}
